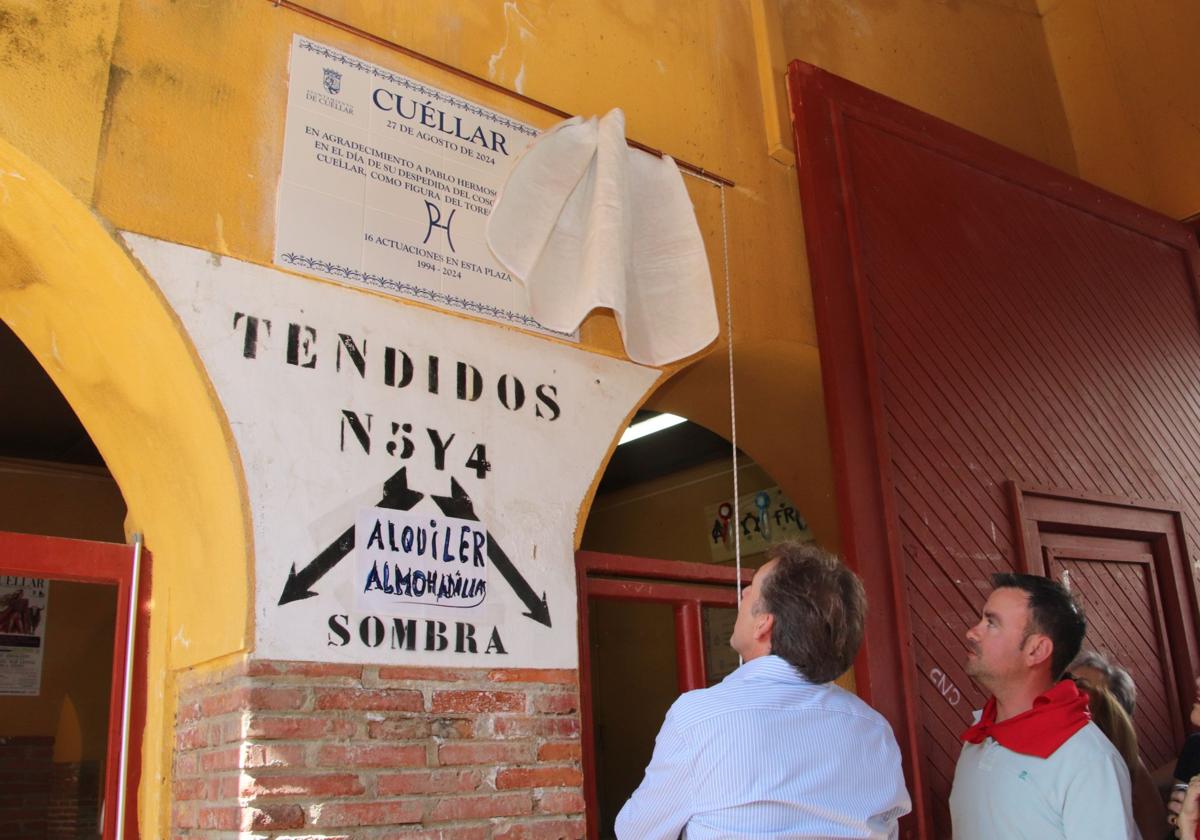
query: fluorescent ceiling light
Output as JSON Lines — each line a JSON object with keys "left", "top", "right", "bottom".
{"left": 618, "top": 413, "right": 686, "bottom": 445}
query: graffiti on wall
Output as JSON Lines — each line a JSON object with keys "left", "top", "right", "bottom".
{"left": 703, "top": 486, "right": 812, "bottom": 563}
{"left": 929, "top": 666, "right": 962, "bottom": 707}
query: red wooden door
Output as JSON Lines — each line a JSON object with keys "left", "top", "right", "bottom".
{"left": 0, "top": 530, "right": 148, "bottom": 840}
{"left": 789, "top": 61, "right": 1200, "bottom": 838}
{"left": 1043, "top": 533, "right": 1185, "bottom": 767}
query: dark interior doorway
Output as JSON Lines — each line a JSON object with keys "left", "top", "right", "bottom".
{"left": 576, "top": 412, "right": 809, "bottom": 837}
{"left": 575, "top": 551, "right": 747, "bottom": 839}
{"left": 0, "top": 321, "right": 105, "bottom": 467}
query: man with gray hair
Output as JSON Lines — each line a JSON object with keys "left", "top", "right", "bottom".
{"left": 615, "top": 541, "right": 911, "bottom": 839}
{"left": 1071, "top": 649, "right": 1137, "bottom": 716}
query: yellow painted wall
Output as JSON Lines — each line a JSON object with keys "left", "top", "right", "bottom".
{"left": 0, "top": 134, "right": 251, "bottom": 839}
{"left": 582, "top": 457, "right": 777, "bottom": 567}
{"left": 777, "top": 0, "right": 1200, "bottom": 220}
{"left": 0, "top": 459, "right": 126, "bottom": 542}
{"left": 1, "top": 0, "right": 1193, "bottom": 834}
{"left": 80, "top": 0, "right": 843, "bottom": 554}
{"left": 1041, "top": 0, "right": 1200, "bottom": 219}
{"left": 778, "top": 0, "right": 1077, "bottom": 175}
{"left": 0, "top": 0, "right": 120, "bottom": 200}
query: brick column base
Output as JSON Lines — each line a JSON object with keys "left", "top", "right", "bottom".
{"left": 171, "top": 660, "right": 585, "bottom": 839}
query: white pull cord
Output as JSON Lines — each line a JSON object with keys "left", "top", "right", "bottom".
{"left": 718, "top": 185, "right": 743, "bottom": 651}
{"left": 680, "top": 171, "right": 741, "bottom": 664}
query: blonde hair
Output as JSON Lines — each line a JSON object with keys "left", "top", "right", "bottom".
{"left": 1074, "top": 677, "right": 1139, "bottom": 773}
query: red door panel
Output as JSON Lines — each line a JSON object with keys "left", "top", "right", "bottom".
{"left": 0, "top": 530, "right": 148, "bottom": 840}
{"left": 1043, "top": 535, "right": 1185, "bottom": 768}
{"left": 789, "top": 60, "right": 1200, "bottom": 837}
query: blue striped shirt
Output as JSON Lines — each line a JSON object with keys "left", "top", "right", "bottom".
{"left": 615, "top": 654, "right": 911, "bottom": 839}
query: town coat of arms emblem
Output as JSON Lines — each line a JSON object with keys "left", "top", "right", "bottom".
{"left": 322, "top": 67, "right": 342, "bottom": 95}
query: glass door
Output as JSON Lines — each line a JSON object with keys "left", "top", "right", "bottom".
{"left": 576, "top": 551, "right": 748, "bottom": 839}
{"left": 0, "top": 531, "right": 143, "bottom": 840}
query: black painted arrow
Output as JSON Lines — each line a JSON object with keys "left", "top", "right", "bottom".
{"left": 431, "top": 477, "right": 478, "bottom": 521}
{"left": 278, "top": 467, "right": 424, "bottom": 605}
{"left": 487, "top": 536, "right": 552, "bottom": 627}
{"left": 434, "top": 478, "right": 551, "bottom": 627}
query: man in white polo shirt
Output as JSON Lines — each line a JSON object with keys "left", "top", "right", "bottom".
{"left": 950, "top": 573, "right": 1136, "bottom": 839}
{"left": 615, "top": 542, "right": 911, "bottom": 839}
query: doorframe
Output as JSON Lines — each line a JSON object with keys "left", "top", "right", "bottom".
{"left": 1042, "top": 540, "right": 1185, "bottom": 756}
{"left": 575, "top": 550, "right": 751, "bottom": 839}
{"left": 1009, "top": 482, "right": 1200, "bottom": 740}
{"left": 0, "top": 530, "right": 151, "bottom": 840}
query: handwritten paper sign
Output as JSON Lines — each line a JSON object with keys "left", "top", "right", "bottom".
{"left": 356, "top": 507, "right": 488, "bottom": 612}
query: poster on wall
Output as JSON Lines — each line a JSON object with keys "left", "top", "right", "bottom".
{"left": 702, "top": 606, "right": 739, "bottom": 684}
{"left": 703, "top": 485, "right": 812, "bottom": 563}
{"left": 275, "top": 35, "right": 572, "bottom": 339}
{"left": 0, "top": 577, "right": 49, "bottom": 696}
{"left": 129, "top": 234, "right": 657, "bottom": 668}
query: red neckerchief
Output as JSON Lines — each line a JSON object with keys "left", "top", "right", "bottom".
{"left": 960, "top": 679, "right": 1091, "bottom": 758}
